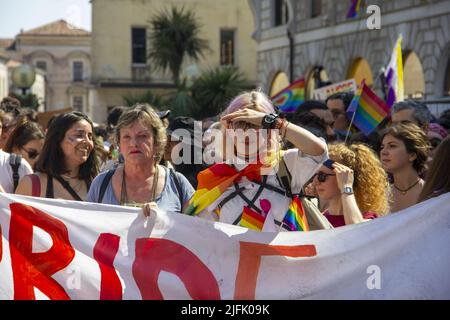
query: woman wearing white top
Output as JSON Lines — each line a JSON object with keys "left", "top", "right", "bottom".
{"left": 186, "top": 91, "right": 328, "bottom": 232}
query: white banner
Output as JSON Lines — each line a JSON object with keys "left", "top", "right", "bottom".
{"left": 1, "top": 192, "right": 449, "bottom": 300}
{"left": 313, "top": 79, "right": 357, "bottom": 100}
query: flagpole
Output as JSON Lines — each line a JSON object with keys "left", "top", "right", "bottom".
{"left": 344, "top": 109, "right": 357, "bottom": 145}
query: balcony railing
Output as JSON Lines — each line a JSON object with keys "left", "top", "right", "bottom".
{"left": 132, "top": 65, "right": 150, "bottom": 81}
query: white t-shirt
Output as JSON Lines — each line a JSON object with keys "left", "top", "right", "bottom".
{"left": 0, "top": 150, "right": 33, "bottom": 193}
{"left": 198, "top": 148, "right": 328, "bottom": 232}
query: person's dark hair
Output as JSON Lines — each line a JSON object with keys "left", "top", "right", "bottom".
{"left": 380, "top": 122, "right": 430, "bottom": 174}
{"left": 325, "top": 92, "right": 355, "bottom": 110}
{"left": 391, "top": 100, "right": 433, "bottom": 127}
{"left": 0, "top": 96, "right": 21, "bottom": 116}
{"left": 296, "top": 100, "right": 328, "bottom": 114}
{"left": 35, "top": 111, "right": 100, "bottom": 184}
{"left": 4, "top": 119, "right": 44, "bottom": 153}
{"left": 348, "top": 130, "right": 382, "bottom": 154}
{"left": 107, "top": 106, "right": 128, "bottom": 129}
{"left": 19, "top": 107, "right": 38, "bottom": 123}
{"left": 418, "top": 136, "right": 450, "bottom": 202}
{"left": 438, "top": 109, "right": 450, "bottom": 131}
{"left": 289, "top": 111, "right": 327, "bottom": 141}
{"left": 94, "top": 125, "right": 108, "bottom": 142}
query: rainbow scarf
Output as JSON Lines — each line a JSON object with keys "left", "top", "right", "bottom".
{"left": 185, "top": 162, "right": 265, "bottom": 216}
{"left": 282, "top": 195, "right": 309, "bottom": 232}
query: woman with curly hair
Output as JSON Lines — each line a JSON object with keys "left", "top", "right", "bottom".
{"left": 313, "top": 143, "right": 389, "bottom": 227}
{"left": 380, "top": 122, "right": 430, "bottom": 213}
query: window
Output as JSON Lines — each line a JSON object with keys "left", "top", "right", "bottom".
{"left": 73, "top": 61, "right": 83, "bottom": 82}
{"left": 73, "top": 96, "right": 83, "bottom": 111}
{"left": 274, "top": 0, "right": 288, "bottom": 26}
{"left": 311, "top": 0, "right": 322, "bottom": 18}
{"left": 36, "top": 61, "right": 47, "bottom": 72}
{"left": 220, "top": 30, "right": 235, "bottom": 66}
{"left": 132, "top": 28, "right": 147, "bottom": 64}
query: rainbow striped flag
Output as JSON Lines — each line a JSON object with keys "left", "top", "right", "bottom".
{"left": 346, "top": 80, "right": 391, "bottom": 136}
{"left": 271, "top": 78, "right": 305, "bottom": 113}
{"left": 347, "top": 0, "right": 362, "bottom": 19}
{"left": 282, "top": 196, "right": 309, "bottom": 232}
{"left": 185, "top": 163, "right": 264, "bottom": 216}
{"left": 240, "top": 206, "right": 266, "bottom": 231}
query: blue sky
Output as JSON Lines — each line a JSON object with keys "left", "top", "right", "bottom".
{"left": 0, "top": 0, "right": 91, "bottom": 38}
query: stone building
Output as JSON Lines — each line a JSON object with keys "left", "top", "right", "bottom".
{"left": 89, "top": 0, "right": 257, "bottom": 122}
{"left": 4, "top": 20, "right": 91, "bottom": 113}
{"left": 249, "top": 0, "right": 450, "bottom": 115}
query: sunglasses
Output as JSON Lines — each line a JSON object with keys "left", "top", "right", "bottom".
{"left": 22, "top": 148, "right": 40, "bottom": 160}
{"left": 313, "top": 171, "right": 336, "bottom": 183}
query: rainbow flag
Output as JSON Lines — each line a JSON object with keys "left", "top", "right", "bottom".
{"left": 282, "top": 196, "right": 309, "bottom": 232}
{"left": 185, "top": 163, "right": 264, "bottom": 216}
{"left": 347, "top": 0, "right": 362, "bottom": 19}
{"left": 271, "top": 78, "right": 305, "bottom": 113}
{"left": 346, "top": 80, "right": 391, "bottom": 136}
{"left": 384, "top": 35, "right": 404, "bottom": 107}
{"left": 240, "top": 206, "right": 266, "bottom": 231}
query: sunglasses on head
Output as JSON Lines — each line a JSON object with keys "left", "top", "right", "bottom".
{"left": 22, "top": 148, "right": 40, "bottom": 160}
{"left": 313, "top": 171, "right": 336, "bottom": 183}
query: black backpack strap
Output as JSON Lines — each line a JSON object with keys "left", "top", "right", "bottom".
{"left": 98, "top": 168, "right": 116, "bottom": 203}
{"left": 276, "top": 155, "right": 293, "bottom": 198}
{"left": 169, "top": 168, "right": 184, "bottom": 212}
{"left": 46, "top": 175, "right": 55, "bottom": 198}
{"left": 53, "top": 175, "right": 83, "bottom": 201}
{"left": 9, "top": 153, "right": 22, "bottom": 192}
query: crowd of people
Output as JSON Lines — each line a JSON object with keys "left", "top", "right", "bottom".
{"left": 1, "top": 90, "right": 449, "bottom": 230}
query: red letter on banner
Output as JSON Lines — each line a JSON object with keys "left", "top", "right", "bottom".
{"left": 9, "top": 203, "right": 75, "bottom": 300}
{"left": 93, "top": 233, "right": 122, "bottom": 300}
{"left": 234, "top": 242, "right": 317, "bottom": 299}
{"left": 133, "top": 238, "right": 220, "bottom": 300}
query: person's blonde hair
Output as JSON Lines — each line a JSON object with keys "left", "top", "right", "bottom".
{"left": 328, "top": 143, "right": 389, "bottom": 216}
{"left": 115, "top": 104, "right": 167, "bottom": 161}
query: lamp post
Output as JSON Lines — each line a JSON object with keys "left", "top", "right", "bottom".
{"left": 11, "top": 64, "right": 36, "bottom": 95}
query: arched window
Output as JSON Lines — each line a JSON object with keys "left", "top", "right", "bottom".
{"left": 306, "top": 66, "right": 330, "bottom": 100}
{"left": 403, "top": 51, "right": 425, "bottom": 99}
{"left": 347, "top": 57, "right": 373, "bottom": 87}
{"left": 270, "top": 71, "right": 290, "bottom": 96}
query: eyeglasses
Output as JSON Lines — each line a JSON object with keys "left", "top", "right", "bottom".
{"left": 21, "top": 148, "right": 40, "bottom": 160}
{"left": 313, "top": 171, "right": 336, "bottom": 183}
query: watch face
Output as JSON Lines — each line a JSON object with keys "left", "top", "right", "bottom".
{"left": 344, "top": 187, "right": 353, "bottom": 194}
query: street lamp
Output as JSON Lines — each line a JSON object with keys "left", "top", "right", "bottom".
{"left": 11, "top": 64, "right": 36, "bottom": 95}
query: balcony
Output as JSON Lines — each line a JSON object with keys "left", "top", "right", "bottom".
{"left": 132, "top": 64, "right": 150, "bottom": 82}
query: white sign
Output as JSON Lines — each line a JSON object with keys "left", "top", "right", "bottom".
{"left": 1, "top": 193, "right": 449, "bottom": 299}
{"left": 313, "top": 79, "right": 357, "bottom": 100}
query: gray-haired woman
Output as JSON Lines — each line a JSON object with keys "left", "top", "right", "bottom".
{"left": 87, "top": 104, "right": 194, "bottom": 215}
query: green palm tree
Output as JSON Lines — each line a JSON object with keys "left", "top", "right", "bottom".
{"left": 191, "top": 66, "right": 251, "bottom": 119}
{"left": 148, "top": 6, "right": 209, "bottom": 86}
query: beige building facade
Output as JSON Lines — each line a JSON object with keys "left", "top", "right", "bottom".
{"left": 90, "top": 0, "right": 257, "bottom": 122}
{"left": 4, "top": 20, "right": 91, "bottom": 113}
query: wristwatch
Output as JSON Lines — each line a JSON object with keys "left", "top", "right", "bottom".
{"left": 342, "top": 186, "right": 354, "bottom": 195}
{"left": 261, "top": 113, "right": 279, "bottom": 129}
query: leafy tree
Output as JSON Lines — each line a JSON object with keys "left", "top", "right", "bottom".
{"left": 122, "top": 90, "right": 165, "bottom": 108}
{"left": 148, "top": 6, "right": 209, "bottom": 86}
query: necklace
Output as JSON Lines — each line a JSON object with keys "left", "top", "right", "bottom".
{"left": 120, "top": 165, "right": 159, "bottom": 206}
{"left": 393, "top": 179, "right": 421, "bottom": 195}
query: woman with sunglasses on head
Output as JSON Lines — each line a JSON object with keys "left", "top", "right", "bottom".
{"left": 185, "top": 90, "right": 328, "bottom": 232}
{"left": 4, "top": 119, "right": 44, "bottom": 170}
{"left": 313, "top": 143, "right": 389, "bottom": 228}
{"left": 15, "top": 111, "right": 100, "bottom": 201}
